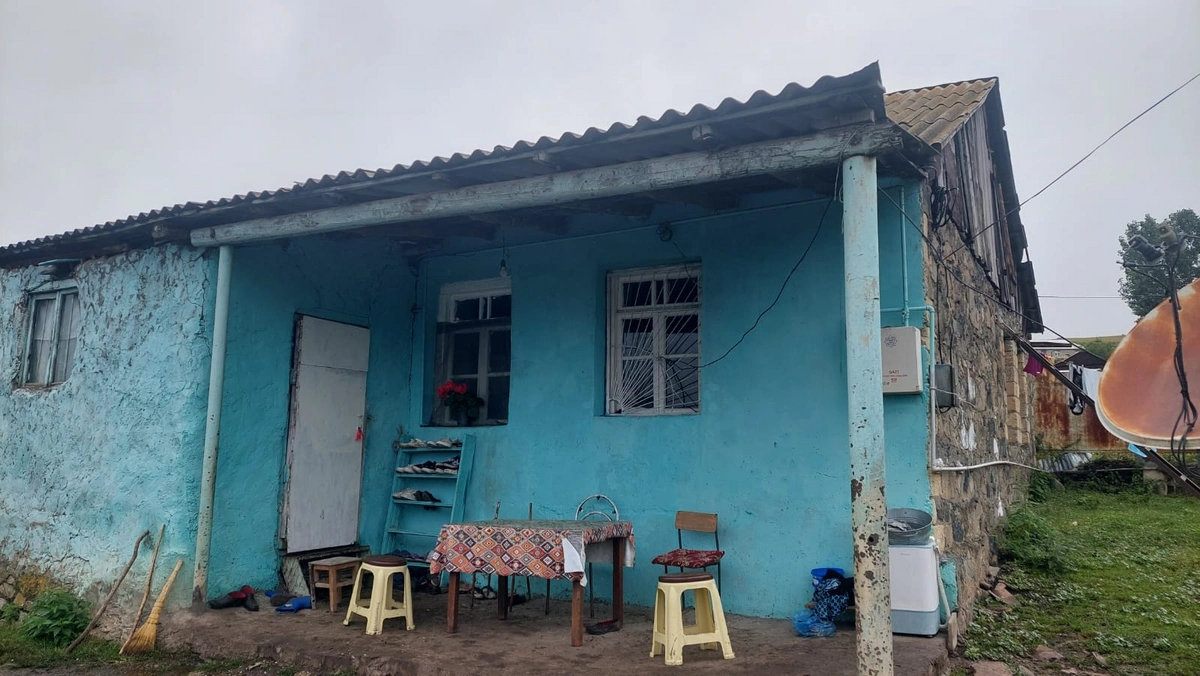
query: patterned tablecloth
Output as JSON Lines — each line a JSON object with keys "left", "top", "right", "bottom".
{"left": 428, "top": 519, "right": 635, "bottom": 582}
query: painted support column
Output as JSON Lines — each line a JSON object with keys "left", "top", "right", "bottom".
{"left": 193, "top": 244, "right": 233, "bottom": 604}
{"left": 841, "top": 154, "right": 893, "bottom": 675}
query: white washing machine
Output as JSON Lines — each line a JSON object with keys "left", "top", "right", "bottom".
{"left": 889, "top": 540, "right": 940, "bottom": 636}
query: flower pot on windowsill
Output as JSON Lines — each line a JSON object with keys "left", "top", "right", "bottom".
{"left": 455, "top": 410, "right": 471, "bottom": 427}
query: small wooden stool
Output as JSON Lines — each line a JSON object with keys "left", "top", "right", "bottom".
{"left": 309, "top": 556, "right": 361, "bottom": 612}
{"left": 650, "top": 572, "right": 735, "bottom": 666}
{"left": 344, "top": 555, "right": 414, "bottom": 635}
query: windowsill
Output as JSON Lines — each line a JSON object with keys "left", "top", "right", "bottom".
{"left": 14, "top": 382, "right": 65, "bottom": 392}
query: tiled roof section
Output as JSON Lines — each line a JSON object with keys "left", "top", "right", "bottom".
{"left": 1, "top": 63, "right": 886, "bottom": 261}
{"left": 884, "top": 79, "right": 996, "bottom": 147}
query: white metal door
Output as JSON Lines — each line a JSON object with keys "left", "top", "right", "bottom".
{"left": 282, "top": 316, "right": 370, "bottom": 553}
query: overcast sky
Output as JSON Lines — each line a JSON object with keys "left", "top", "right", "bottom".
{"left": 2, "top": 0, "right": 1197, "bottom": 338}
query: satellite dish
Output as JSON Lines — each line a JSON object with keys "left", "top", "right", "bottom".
{"left": 1097, "top": 277, "right": 1200, "bottom": 449}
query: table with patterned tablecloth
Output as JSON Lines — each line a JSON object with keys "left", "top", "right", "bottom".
{"left": 429, "top": 519, "right": 635, "bottom": 646}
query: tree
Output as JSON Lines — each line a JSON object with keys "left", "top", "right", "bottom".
{"left": 1117, "top": 209, "right": 1200, "bottom": 318}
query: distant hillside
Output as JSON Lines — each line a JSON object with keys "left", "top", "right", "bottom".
{"left": 1071, "top": 335, "right": 1124, "bottom": 360}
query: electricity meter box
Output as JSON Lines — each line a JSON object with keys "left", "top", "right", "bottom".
{"left": 882, "top": 326, "right": 923, "bottom": 394}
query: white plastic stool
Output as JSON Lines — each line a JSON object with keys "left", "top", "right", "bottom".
{"left": 343, "top": 555, "right": 414, "bottom": 634}
{"left": 650, "top": 572, "right": 734, "bottom": 666}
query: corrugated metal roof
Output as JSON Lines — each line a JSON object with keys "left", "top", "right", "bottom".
{"left": 1039, "top": 451, "right": 1095, "bottom": 473}
{"left": 1, "top": 63, "right": 890, "bottom": 263}
{"left": 884, "top": 79, "right": 996, "bottom": 147}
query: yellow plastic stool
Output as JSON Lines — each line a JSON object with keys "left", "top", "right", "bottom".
{"left": 343, "top": 555, "right": 414, "bottom": 635}
{"left": 650, "top": 572, "right": 735, "bottom": 666}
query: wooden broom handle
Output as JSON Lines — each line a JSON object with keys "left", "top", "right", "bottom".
{"left": 145, "top": 559, "right": 184, "bottom": 623}
{"left": 67, "top": 529, "right": 149, "bottom": 653}
{"left": 124, "top": 524, "right": 165, "bottom": 648}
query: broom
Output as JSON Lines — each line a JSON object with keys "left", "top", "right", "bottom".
{"left": 120, "top": 524, "right": 165, "bottom": 655}
{"left": 66, "top": 529, "right": 149, "bottom": 653}
{"left": 122, "top": 558, "right": 183, "bottom": 655}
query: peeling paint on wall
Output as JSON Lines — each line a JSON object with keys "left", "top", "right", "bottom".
{"left": 0, "top": 245, "right": 213, "bottom": 610}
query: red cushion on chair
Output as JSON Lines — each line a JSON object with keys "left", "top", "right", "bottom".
{"left": 652, "top": 548, "right": 725, "bottom": 569}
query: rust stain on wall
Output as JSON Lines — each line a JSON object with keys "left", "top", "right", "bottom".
{"left": 1032, "top": 372, "right": 1125, "bottom": 452}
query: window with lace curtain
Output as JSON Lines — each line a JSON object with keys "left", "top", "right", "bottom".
{"left": 22, "top": 287, "right": 81, "bottom": 386}
{"left": 606, "top": 265, "right": 700, "bottom": 415}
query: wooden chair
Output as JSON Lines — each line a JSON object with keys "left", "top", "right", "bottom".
{"left": 651, "top": 511, "right": 724, "bottom": 592}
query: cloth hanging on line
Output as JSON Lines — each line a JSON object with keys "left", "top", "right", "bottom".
{"left": 1081, "top": 368, "right": 1102, "bottom": 401}
{"left": 1067, "top": 364, "right": 1086, "bottom": 416}
{"left": 1023, "top": 353, "right": 1045, "bottom": 376}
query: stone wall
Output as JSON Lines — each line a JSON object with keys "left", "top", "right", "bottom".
{"left": 0, "top": 558, "right": 57, "bottom": 624}
{"left": 922, "top": 193, "right": 1036, "bottom": 625}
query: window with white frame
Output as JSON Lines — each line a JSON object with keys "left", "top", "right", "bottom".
{"left": 606, "top": 265, "right": 700, "bottom": 415}
{"left": 22, "top": 287, "right": 81, "bottom": 386}
{"left": 435, "top": 278, "right": 511, "bottom": 423}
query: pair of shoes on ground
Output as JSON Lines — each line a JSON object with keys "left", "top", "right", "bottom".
{"left": 274, "top": 594, "right": 311, "bottom": 613}
{"left": 208, "top": 585, "right": 259, "bottom": 611}
{"left": 414, "top": 577, "right": 441, "bottom": 595}
{"left": 586, "top": 619, "right": 621, "bottom": 635}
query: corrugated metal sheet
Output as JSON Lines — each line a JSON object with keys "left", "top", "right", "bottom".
{"left": 884, "top": 79, "right": 996, "bottom": 147}
{"left": 1039, "top": 451, "right": 1095, "bottom": 473}
{"left": 1, "top": 63, "right": 890, "bottom": 263}
{"left": 1033, "top": 371, "right": 1126, "bottom": 453}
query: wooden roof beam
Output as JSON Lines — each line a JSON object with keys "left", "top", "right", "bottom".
{"left": 190, "top": 123, "right": 907, "bottom": 247}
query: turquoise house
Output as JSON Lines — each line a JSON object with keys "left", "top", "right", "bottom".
{"left": 0, "top": 64, "right": 1041, "bottom": 624}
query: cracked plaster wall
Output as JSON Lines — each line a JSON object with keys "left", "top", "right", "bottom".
{"left": 0, "top": 245, "right": 214, "bottom": 615}
{"left": 207, "top": 235, "right": 412, "bottom": 596}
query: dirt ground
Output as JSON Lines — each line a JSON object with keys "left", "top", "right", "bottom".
{"left": 151, "top": 590, "right": 948, "bottom": 676}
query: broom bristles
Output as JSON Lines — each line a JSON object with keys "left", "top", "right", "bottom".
{"left": 121, "top": 558, "right": 182, "bottom": 655}
{"left": 121, "top": 616, "right": 159, "bottom": 655}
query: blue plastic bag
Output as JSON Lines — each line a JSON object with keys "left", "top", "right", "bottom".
{"left": 792, "top": 609, "right": 836, "bottom": 637}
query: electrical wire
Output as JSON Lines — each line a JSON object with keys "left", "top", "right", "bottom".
{"left": 1165, "top": 258, "right": 1198, "bottom": 476}
{"left": 696, "top": 140, "right": 848, "bottom": 369}
{"left": 877, "top": 187, "right": 1081, "bottom": 347}
{"left": 1120, "top": 235, "right": 1199, "bottom": 477}
{"left": 946, "top": 70, "right": 1200, "bottom": 259}
{"left": 699, "top": 193, "right": 836, "bottom": 369}
{"left": 882, "top": 184, "right": 1200, "bottom": 480}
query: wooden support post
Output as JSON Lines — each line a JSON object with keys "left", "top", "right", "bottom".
{"left": 571, "top": 578, "right": 584, "bottom": 647}
{"left": 497, "top": 575, "right": 509, "bottom": 620}
{"left": 446, "top": 572, "right": 460, "bottom": 633}
{"left": 612, "top": 538, "right": 625, "bottom": 628}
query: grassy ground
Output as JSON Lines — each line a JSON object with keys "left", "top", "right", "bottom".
{"left": 962, "top": 486, "right": 1200, "bottom": 675}
{"left": 0, "top": 625, "right": 251, "bottom": 673}
{"left": 0, "top": 625, "right": 120, "bottom": 669}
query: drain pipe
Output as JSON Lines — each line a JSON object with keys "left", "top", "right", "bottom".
{"left": 897, "top": 188, "right": 910, "bottom": 326}
{"left": 193, "top": 244, "right": 233, "bottom": 604}
{"left": 841, "top": 154, "right": 893, "bottom": 676}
